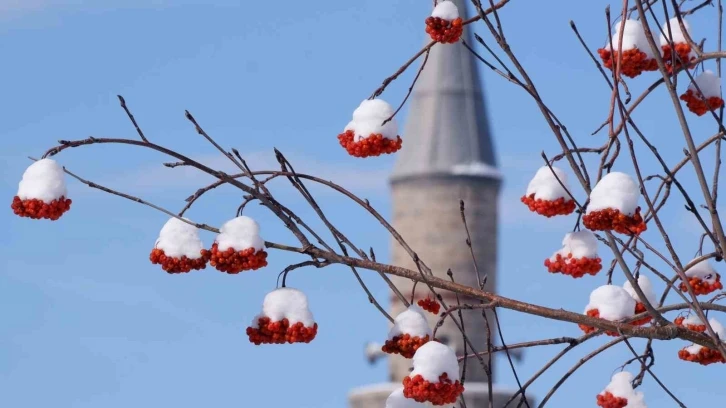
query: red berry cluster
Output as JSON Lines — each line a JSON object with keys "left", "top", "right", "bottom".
{"left": 679, "top": 90, "right": 725, "bottom": 116}
{"left": 425, "top": 16, "right": 463, "bottom": 43}
{"left": 208, "top": 243, "right": 268, "bottom": 274}
{"left": 337, "top": 130, "right": 403, "bottom": 158}
{"left": 678, "top": 346, "right": 726, "bottom": 365}
{"left": 678, "top": 274, "right": 723, "bottom": 295}
{"left": 674, "top": 316, "right": 707, "bottom": 332}
{"left": 579, "top": 309, "right": 620, "bottom": 337}
{"left": 520, "top": 194, "right": 576, "bottom": 217}
{"left": 662, "top": 43, "right": 695, "bottom": 73}
{"left": 402, "top": 373, "right": 464, "bottom": 405}
{"left": 149, "top": 248, "right": 210, "bottom": 274}
{"left": 11, "top": 196, "right": 72, "bottom": 221}
{"left": 631, "top": 302, "right": 652, "bottom": 326}
{"left": 246, "top": 316, "right": 318, "bottom": 345}
{"left": 583, "top": 207, "right": 647, "bottom": 235}
{"left": 382, "top": 334, "right": 430, "bottom": 358}
{"left": 597, "top": 48, "right": 657, "bottom": 78}
{"left": 596, "top": 391, "right": 629, "bottom": 408}
{"left": 544, "top": 253, "right": 602, "bottom": 278}
{"left": 417, "top": 298, "right": 441, "bottom": 315}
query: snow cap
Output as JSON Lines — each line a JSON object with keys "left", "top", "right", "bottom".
{"left": 431, "top": 0, "right": 459, "bottom": 20}
{"left": 551, "top": 230, "right": 598, "bottom": 260}
{"left": 623, "top": 274, "right": 657, "bottom": 306}
{"left": 17, "top": 158, "right": 68, "bottom": 203}
{"left": 601, "top": 371, "right": 647, "bottom": 408}
{"left": 585, "top": 285, "right": 636, "bottom": 321}
{"left": 255, "top": 287, "right": 315, "bottom": 327}
{"left": 525, "top": 166, "right": 571, "bottom": 201}
{"left": 344, "top": 99, "right": 399, "bottom": 141}
{"left": 688, "top": 70, "right": 722, "bottom": 99}
{"left": 659, "top": 17, "right": 692, "bottom": 46}
{"left": 388, "top": 305, "right": 433, "bottom": 340}
{"left": 154, "top": 217, "right": 206, "bottom": 259}
{"left": 683, "top": 313, "right": 705, "bottom": 327}
{"left": 685, "top": 258, "right": 719, "bottom": 283}
{"left": 709, "top": 317, "right": 726, "bottom": 340}
{"left": 587, "top": 172, "right": 640, "bottom": 215}
{"left": 215, "top": 216, "right": 265, "bottom": 252}
{"left": 606, "top": 20, "right": 654, "bottom": 58}
{"left": 410, "top": 341, "right": 460, "bottom": 383}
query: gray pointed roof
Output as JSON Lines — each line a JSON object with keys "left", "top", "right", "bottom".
{"left": 391, "top": 0, "right": 499, "bottom": 183}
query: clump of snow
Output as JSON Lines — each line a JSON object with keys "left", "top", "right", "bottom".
{"left": 585, "top": 285, "right": 636, "bottom": 321}
{"left": 385, "top": 387, "right": 428, "bottom": 408}
{"left": 17, "top": 159, "right": 68, "bottom": 203}
{"left": 605, "top": 20, "right": 654, "bottom": 58}
{"left": 253, "top": 287, "right": 315, "bottom": 327}
{"left": 601, "top": 372, "right": 647, "bottom": 408}
{"left": 431, "top": 0, "right": 459, "bottom": 20}
{"left": 587, "top": 172, "right": 640, "bottom": 215}
{"left": 525, "top": 166, "right": 571, "bottom": 201}
{"left": 344, "top": 99, "right": 399, "bottom": 141}
{"left": 550, "top": 230, "right": 598, "bottom": 260}
{"left": 388, "top": 305, "right": 433, "bottom": 340}
{"left": 709, "top": 317, "right": 726, "bottom": 339}
{"left": 688, "top": 70, "right": 722, "bottom": 99}
{"left": 154, "top": 217, "right": 205, "bottom": 259}
{"left": 410, "top": 341, "right": 460, "bottom": 383}
{"left": 215, "top": 216, "right": 265, "bottom": 252}
{"left": 660, "top": 17, "right": 691, "bottom": 46}
{"left": 683, "top": 313, "right": 705, "bottom": 327}
{"left": 685, "top": 258, "right": 719, "bottom": 283}
{"left": 623, "top": 275, "right": 657, "bottom": 306}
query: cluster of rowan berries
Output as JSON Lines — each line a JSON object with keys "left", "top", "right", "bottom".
{"left": 520, "top": 194, "right": 576, "bottom": 217}
{"left": 579, "top": 309, "right": 620, "bottom": 337}
{"left": 583, "top": 207, "right": 647, "bottom": 235}
{"left": 678, "top": 275, "right": 723, "bottom": 295}
{"left": 402, "top": 373, "right": 464, "bottom": 405}
{"left": 662, "top": 43, "right": 696, "bottom": 73}
{"left": 674, "top": 316, "right": 707, "bottom": 332}
{"left": 417, "top": 298, "right": 441, "bottom": 314}
{"left": 631, "top": 302, "right": 652, "bottom": 326}
{"left": 208, "top": 244, "right": 268, "bottom": 274}
{"left": 597, "top": 48, "right": 658, "bottom": 78}
{"left": 11, "top": 196, "right": 72, "bottom": 221}
{"left": 596, "top": 391, "right": 629, "bottom": 408}
{"left": 679, "top": 90, "right": 725, "bottom": 116}
{"left": 678, "top": 346, "right": 726, "bottom": 365}
{"left": 246, "top": 316, "right": 318, "bottom": 345}
{"left": 425, "top": 16, "right": 463, "bottom": 43}
{"left": 337, "top": 130, "right": 403, "bottom": 158}
{"left": 149, "top": 248, "right": 211, "bottom": 274}
{"left": 382, "top": 334, "right": 431, "bottom": 359}
{"left": 544, "top": 253, "right": 602, "bottom": 278}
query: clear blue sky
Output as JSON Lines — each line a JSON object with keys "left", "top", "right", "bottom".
{"left": 2, "top": 1, "right": 724, "bottom": 407}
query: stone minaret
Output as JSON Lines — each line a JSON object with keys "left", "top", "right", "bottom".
{"left": 349, "top": 1, "right": 532, "bottom": 406}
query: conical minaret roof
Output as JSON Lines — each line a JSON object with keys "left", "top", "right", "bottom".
{"left": 390, "top": 0, "right": 499, "bottom": 183}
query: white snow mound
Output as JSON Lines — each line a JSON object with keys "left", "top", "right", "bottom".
{"left": 688, "top": 70, "right": 722, "bottom": 99}
{"left": 587, "top": 172, "right": 640, "bottom": 215}
{"left": 682, "top": 313, "right": 705, "bottom": 327}
{"left": 550, "top": 230, "right": 598, "bottom": 260}
{"left": 601, "top": 371, "right": 647, "bottom": 408}
{"left": 660, "top": 17, "right": 692, "bottom": 46}
{"left": 253, "top": 287, "right": 315, "bottom": 327}
{"left": 605, "top": 20, "right": 654, "bottom": 59}
{"left": 684, "top": 258, "right": 719, "bottom": 283}
{"left": 215, "top": 216, "right": 265, "bottom": 252}
{"left": 431, "top": 0, "right": 459, "bottom": 20}
{"left": 17, "top": 159, "right": 68, "bottom": 203}
{"left": 345, "top": 99, "right": 399, "bottom": 141}
{"left": 709, "top": 317, "right": 726, "bottom": 340}
{"left": 410, "top": 341, "right": 460, "bottom": 383}
{"left": 623, "top": 275, "right": 657, "bottom": 306}
{"left": 154, "top": 217, "right": 205, "bottom": 259}
{"left": 585, "top": 285, "right": 636, "bottom": 321}
{"left": 388, "top": 305, "right": 433, "bottom": 340}
{"left": 525, "top": 166, "right": 571, "bottom": 201}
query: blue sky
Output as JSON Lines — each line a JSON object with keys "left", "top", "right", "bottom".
{"left": 2, "top": 1, "right": 725, "bottom": 407}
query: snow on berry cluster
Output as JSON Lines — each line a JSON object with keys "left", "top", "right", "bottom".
{"left": 674, "top": 313, "right": 707, "bottom": 332}
{"left": 596, "top": 371, "right": 647, "bottom": 408}
{"left": 597, "top": 20, "right": 657, "bottom": 78}
{"left": 678, "top": 318, "right": 726, "bottom": 365}
{"left": 579, "top": 285, "right": 636, "bottom": 336}
{"left": 150, "top": 217, "right": 210, "bottom": 274}
{"left": 680, "top": 70, "right": 725, "bottom": 116}
{"left": 11, "top": 159, "right": 72, "bottom": 221}
{"left": 425, "top": 1, "right": 463, "bottom": 44}
{"left": 583, "top": 172, "right": 646, "bottom": 235}
{"left": 544, "top": 230, "right": 602, "bottom": 278}
{"left": 338, "top": 99, "right": 403, "bottom": 158}
{"left": 679, "top": 259, "right": 723, "bottom": 295}
{"left": 246, "top": 288, "right": 318, "bottom": 345}
{"left": 623, "top": 275, "right": 657, "bottom": 326}
{"left": 660, "top": 17, "right": 696, "bottom": 73}
{"left": 521, "top": 166, "right": 576, "bottom": 217}
{"left": 417, "top": 297, "right": 441, "bottom": 315}
{"left": 382, "top": 305, "right": 433, "bottom": 358}
{"left": 209, "top": 216, "right": 268, "bottom": 274}
{"left": 402, "top": 341, "right": 464, "bottom": 406}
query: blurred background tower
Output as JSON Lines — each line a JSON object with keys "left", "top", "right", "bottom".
{"left": 349, "top": 0, "right": 531, "bottom": 406}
